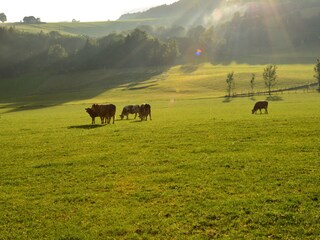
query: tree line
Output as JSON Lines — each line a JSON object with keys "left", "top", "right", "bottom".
{"left": 0, "top": 27, "right": 179, "bottom": 77}
{"left": 226, "top": 63, "right": 320, "bottom": 96}
{"left": 0, "top": 5, "right": 320, "bottom": 77}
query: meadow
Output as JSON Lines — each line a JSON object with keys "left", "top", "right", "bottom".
{"left": 5, "top": 19, "right": 161, "bottom": 37}
{"left": 0, "top": 64, "right": 320, "bottom": 239}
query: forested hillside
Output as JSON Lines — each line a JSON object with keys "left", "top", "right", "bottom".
{"left": 119, "top": 0, "right": 221, "bottom": 26}
{"left": 119, "top": 0, "right": 320, "bottom": 26}
{"left": 120, "top": 0, "right": 320, "bottom": 56}
{"left": 0, "top": 28, "right": 179, "bottom": 77}
{"left": 1, "top": 0, "right": 320, "bottom": 78}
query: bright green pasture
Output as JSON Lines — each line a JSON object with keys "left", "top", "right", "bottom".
{"left": 0, "top": 93, "right": 319, "bottom": 239}
{"left": 0, "top": 63, "right": 315, "bottom": 107}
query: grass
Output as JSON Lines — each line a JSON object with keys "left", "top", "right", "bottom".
{"left": 0, "top": 63, "right": 317, "bottom": 107}
{"left": 0, "top": 89, "right": 320, "bottom": 239}
{"left": 4, "top": 19, "right": 161, "bottom": 37}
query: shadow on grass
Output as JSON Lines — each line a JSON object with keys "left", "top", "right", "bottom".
{"left": 130, "top": 120, "right": 144, "bottom": 123}
{"left": 249, "top": 96, "right": 256, "bottom": 101}
{"left": 222, "top": 97, "right": 233, "bottom": 103}
{"left": 68, "top": 124, "right": 105, "bottom": 130}
{"left": 266, "top": 95, "right": 283, "bottom": 101}
{"left": 180, "top": 64, "right": 200, "bottom": 73}
{"left": 0, "top": 66, "right": 169, "bottom": 113}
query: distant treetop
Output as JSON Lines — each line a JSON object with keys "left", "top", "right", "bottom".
{"left": 0, "top": 13, "right": 7, "bottom": 23}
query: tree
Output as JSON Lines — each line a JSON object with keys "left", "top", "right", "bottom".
{"left": 250, "top": 73, "right": 255, "bottom": 94}
{"left": 314, "top": 58, "right": 320, "bottom": 92}
{"left": 263, "top": 65, "right": 277, "bottom": 95}
{"left": 48, "top": 44, "right": 68, "bottom": 61}
{"left": 161, "top": 39, "right": 180, "bottom": 65}
{"left": 0, "top": 13, "right": 7, "bottom": 23}
{"left": 226, "top": 72, "right": 235, "bottom": 97}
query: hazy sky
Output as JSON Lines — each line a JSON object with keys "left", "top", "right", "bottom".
{"left": 1, "top": 0, "right": 179, "bottom": 23}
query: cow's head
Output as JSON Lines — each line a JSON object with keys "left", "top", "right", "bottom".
{"left": 119, "top": 114, "right": 124, "bottom": 120}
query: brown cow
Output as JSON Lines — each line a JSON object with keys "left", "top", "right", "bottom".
{"left": 103, "top": 104, "right": 116, "bottom": 124}
{"left": 91, "top": 104, "right": 116, "bottom": 124}
{"left": 120, "top": 105, "right": 140, "bottom": 120}
{"left": 85, "top": 108, "right": 98, "bottom": 124}
{"left": 139, "top": 104, "right": 152, "bottom": 121}
{"left": 252, "top": 101, "right": 268, "bottom": 114}
{"left": 91, "top": 104, "right": 104, "bottom": 124}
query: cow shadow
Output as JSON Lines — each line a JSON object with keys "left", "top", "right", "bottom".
{"left": 130, "top": 120, "right": 145, "bottom": 123}
{"left": 68, "top": 124, "right": 105, "bottom": 130}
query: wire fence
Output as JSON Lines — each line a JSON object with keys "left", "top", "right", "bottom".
{"left": 228, "top": 82, "right": 319, "bottom": 98}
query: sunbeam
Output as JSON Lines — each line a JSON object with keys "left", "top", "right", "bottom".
{"left": 259, "top": 0, "right": 296, "bottom": 55}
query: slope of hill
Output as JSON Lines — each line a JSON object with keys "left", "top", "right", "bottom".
{"left": 5, "top": 19, "right": 160, "bottom": 37}
{"left": 119, "top": 0, "right": 222, "bottom": 26}
{"left": 4, "top": 0, "right": 320, "bottom": 39}
{"left": 119, "top": 0, "right": 320, "bottom": 27}
{"left": 0, "top": 63, "right": 316, "bottom": 110}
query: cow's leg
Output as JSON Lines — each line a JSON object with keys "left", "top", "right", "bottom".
{"left": 112, "top": 115, "right": 115, "bottom": 124}
{"left": 134, "top": 113, "right": 137, "bottom": 119}
{"left": 265, "top": 107, "right": 268, "bottom": 114}
{"left": 126, "top": 114, "right": 129, "bottom": 120}
{"left": 149, "top": 112, "right": 152, "bottom": 120}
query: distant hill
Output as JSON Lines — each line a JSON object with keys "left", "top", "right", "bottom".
{"left": 119, "top": 0, "right": 320, "bottom": 26}
{"left": 119, "top": 0, "right": 222, "bottom": 26}
{"left": 5, "top": 0, "right": 320, "bottom": 38}
{"left": 1, "top": 0, "right": 319, "bottom": 76}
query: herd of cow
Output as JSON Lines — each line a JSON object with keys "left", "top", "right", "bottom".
{"left": 85, "top": 101, "right": 267, "bottom": 125}
{"left": 85, "top": 103, "right": 151, "bottom": 124}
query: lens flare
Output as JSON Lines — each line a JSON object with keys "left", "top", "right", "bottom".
{"left": 196, "top": 49, "right": 203, "bottom": 56}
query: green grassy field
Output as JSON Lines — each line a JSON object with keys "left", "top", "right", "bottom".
{"left": 0, "top": 63, "right": 316, "bottom": 106}
{"left": 0, "top": 63, "right": 320, "bottom": 239}
{"left": 4, "top": 19, "right": 161, "bottom": 37}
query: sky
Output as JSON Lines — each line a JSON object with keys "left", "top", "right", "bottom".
{"left": 1, "top": 0, "right": 179, "bottom": 23}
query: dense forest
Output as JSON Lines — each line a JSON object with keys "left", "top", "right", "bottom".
{"left": 0, "top": 28, "right": 179, "bottom": 77}
{"left": 1, "top": 0, "right": 320, "bottom": 77}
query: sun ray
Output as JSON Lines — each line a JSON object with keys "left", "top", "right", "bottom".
{"left": 258, "top": 0, "right": 296, "bottom": 56}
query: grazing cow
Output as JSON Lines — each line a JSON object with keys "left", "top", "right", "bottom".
{"left": 91, "top": 104, "right": 116, "bottom": 124}
{"left": 103, "top": 104, "right": 116, "bottom": 124}
{"left": 91, "top": 104, "right": 104, "bottom": 124}
{"left": 85, "top": 108, "right": 98, "bottom": 124}
{"left": 120, "top": 105, "right": 140, "bottom": 120}
{"left": 139, "top": 104, "right": 152, "bottom": 121}
{"left": 252, "top": 101, "right": 268, "bottom": 114}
